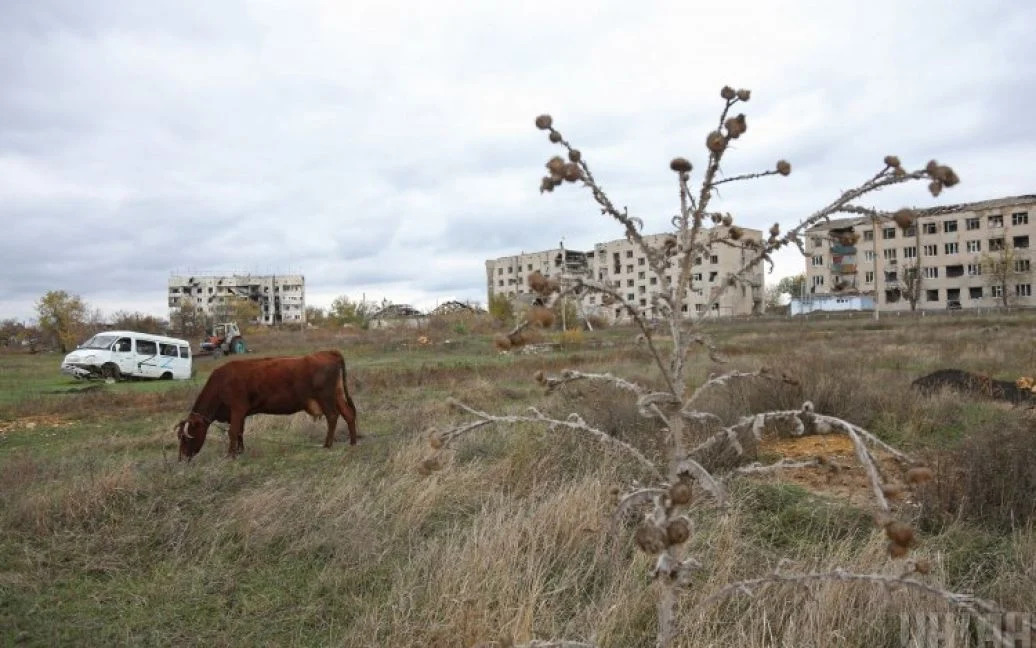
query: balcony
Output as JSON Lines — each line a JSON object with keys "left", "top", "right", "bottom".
{"left": 829, "top": 263, "right": 857, "bottom": 274}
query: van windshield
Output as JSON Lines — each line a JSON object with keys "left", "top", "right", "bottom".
{"left": 80, "top": 334, "right": 118, "bottom": 350}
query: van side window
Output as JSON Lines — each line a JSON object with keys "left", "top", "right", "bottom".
{"left": 136, "top": 340, "right": 158, "bottom": 356}
{"left": 178, "top": 346, "right": 189, "bottom": 358}
{"left": 160, "top": 343, "right": 178, "bottom": 357}
{"left": 115, "top": 338, "right": 132, "bottom": 352}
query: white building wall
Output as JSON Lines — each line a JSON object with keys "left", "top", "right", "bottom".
{"left": 485, "top": 226, "right": 765, "bottom": 322}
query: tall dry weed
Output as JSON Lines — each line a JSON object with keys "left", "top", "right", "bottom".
{"left": 417, "top": 88, "right": 1018, "bottom": 647}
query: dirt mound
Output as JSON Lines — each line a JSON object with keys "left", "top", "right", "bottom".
{"left": 912, "top": 368, "right": 1034, "bottom": 404}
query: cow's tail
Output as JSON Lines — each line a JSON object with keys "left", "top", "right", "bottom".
{"left": 338, "top": 351, "right": 357, "bottom": 414}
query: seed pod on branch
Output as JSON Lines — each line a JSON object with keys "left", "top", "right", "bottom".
{"left": 428, "top": 428, "right": 444, "bottom": 449}
{"left": 546, "top": 156, "right": 565, "bottom": 176}
{"left": 528, "top": 270, "right": 550, "bottom": 294}
{"left": 724, "top": 114, "right": 747, "bottom": 138}
{"left": 666, "top": 517, "right": 693, "bottom": 546}
{"left": 932, "top": 165, "right": 960, "bottom": 187}
{"left": 736, "top": 88, "right": 751, "bottom": 101}
{"left": 893, "top": 208, "right": 916, "bottom": 230}
{"left": 720, "top": 85, "right": 736, "bottom": 100}
{"left": 670, "top": 157, "right": 692, "bottom": 173}
{"left": 889, "top": 541, "right": 910, "bottom": 558}
{"left": 776, "top": 160, "right": 792, "bottom": 176}
{"left": 884, "top": 155, "right": 901, "bottom": 168}
{"left": 669, "top": 481, "right": 693, "bottom": 505}
{"left": 884, "top": 520, "right": 916, "bottom": 547}
{"left": 561, "top": 162, "right": 583, "bottom": 182}
{"left": 706, "top": 131, "right": 727, "bottom": 153}
{"left": 549, "top": 131, "right": 563, "bottom": 143}
{"left": 534, "top": 114, "right": 553, "bottom": 130}
{"left": 568, "top": 149, "right": 581, "bottom": 163}
{"left": 635, "top": 521, "right": 668, "bottom": 555}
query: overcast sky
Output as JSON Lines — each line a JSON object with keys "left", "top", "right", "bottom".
{"left": 2, "top": 0, "right": 1034, "bottom": 322}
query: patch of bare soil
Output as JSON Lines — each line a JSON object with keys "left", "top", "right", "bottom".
{"left": 0, "top": 415, "right": 76, "bottom": 434}
{"left": 756, "top": 434, "right": 906, "bottom": 508}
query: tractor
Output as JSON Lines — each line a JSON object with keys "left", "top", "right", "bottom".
{"left": 199, "top": 322, "right": 248, "bottom": 359}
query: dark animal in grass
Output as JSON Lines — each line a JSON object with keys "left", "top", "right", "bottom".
{"left": 175, "top": 350, "right": 359, "bottom": 461}
{"left": 910, "top": 369, "right": 1032, "bottom": 405}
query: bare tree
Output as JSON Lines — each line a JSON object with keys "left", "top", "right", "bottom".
{"left": 418, "top": 87, "right": 1012, "bottom": 647}
{"left": 978, "top": 242, "right": 1025, "bottom": 308}
{"left": 170, "top": 297, "right": 206, "bottom": 339}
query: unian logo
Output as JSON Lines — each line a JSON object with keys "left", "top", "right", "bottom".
{"left": 899, "top": 611, "right": 1033, "bottom": 647}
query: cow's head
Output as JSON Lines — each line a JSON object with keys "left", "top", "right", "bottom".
{"left": 175, "top": 412, "right": 211, "bottom": 462}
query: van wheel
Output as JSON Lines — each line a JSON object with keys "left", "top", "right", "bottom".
{"left": 101, "top": 363, "right": 121, "bottom": 380}
{"left": 160, "top": 372, "right": 173, "bottom": 380}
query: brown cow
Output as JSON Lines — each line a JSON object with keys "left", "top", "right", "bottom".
{"left": 175, "top": 349, "right": 358, "bottom": 461}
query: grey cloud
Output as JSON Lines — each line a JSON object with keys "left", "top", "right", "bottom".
{"left": 2, "top": 0, "right": 1034, "bottom": 320}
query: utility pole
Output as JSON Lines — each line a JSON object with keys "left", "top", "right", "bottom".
{"left": 872, "top": 217, "right": 881, "bottom": 321}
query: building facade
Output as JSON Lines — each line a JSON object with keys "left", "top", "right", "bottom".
{"left": 168, "top": 273, "right": 306, "bottom": 325}
{"left": 804, "top": 195, "right": 1035, "bottom": 311}
{"left": 485, "top": 227, "right": 765, "bottom": 322}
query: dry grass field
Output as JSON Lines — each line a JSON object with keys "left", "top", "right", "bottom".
{"left": 1, "top": 313, "right": 1034, "bottom": 647}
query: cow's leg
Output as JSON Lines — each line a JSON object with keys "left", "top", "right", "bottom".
{"left": 319, "top": 398, "right": 338, "bottom": 448}
{"left": 335, "top": 389, "right": 359, "bottom": 446}
{"left": 228, "top": 410, "right": 246, "bottom": 458}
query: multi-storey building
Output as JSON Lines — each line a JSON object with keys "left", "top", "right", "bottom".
{"left": 804, "top": 195, "right": 1035, "bottom": 311}
{"left": 485, "top": 227, "right": 765, "bottom": 322}
{"left": 168, "top": 273, "right": 306, "bottom": 325}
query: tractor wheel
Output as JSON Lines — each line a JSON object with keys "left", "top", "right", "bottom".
{"left": 231, "top": 337, "right": 247, "bottom": 354}
{"left": 101, "top": 363, "right": 121, "bottom": 381}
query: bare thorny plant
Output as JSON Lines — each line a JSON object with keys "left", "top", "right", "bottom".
{"left": 418, "top": 87, "right": 1018, "bottom": 648}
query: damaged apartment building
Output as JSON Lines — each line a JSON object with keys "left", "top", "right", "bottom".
{"left": 167, "top": 273, "right": 306, "bottom": 325}
{"left": 803, "top": 194, "right": 1036, "bottom": 311}
{"left": 485, "top": 226, "right": 765, "bottom": 322}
